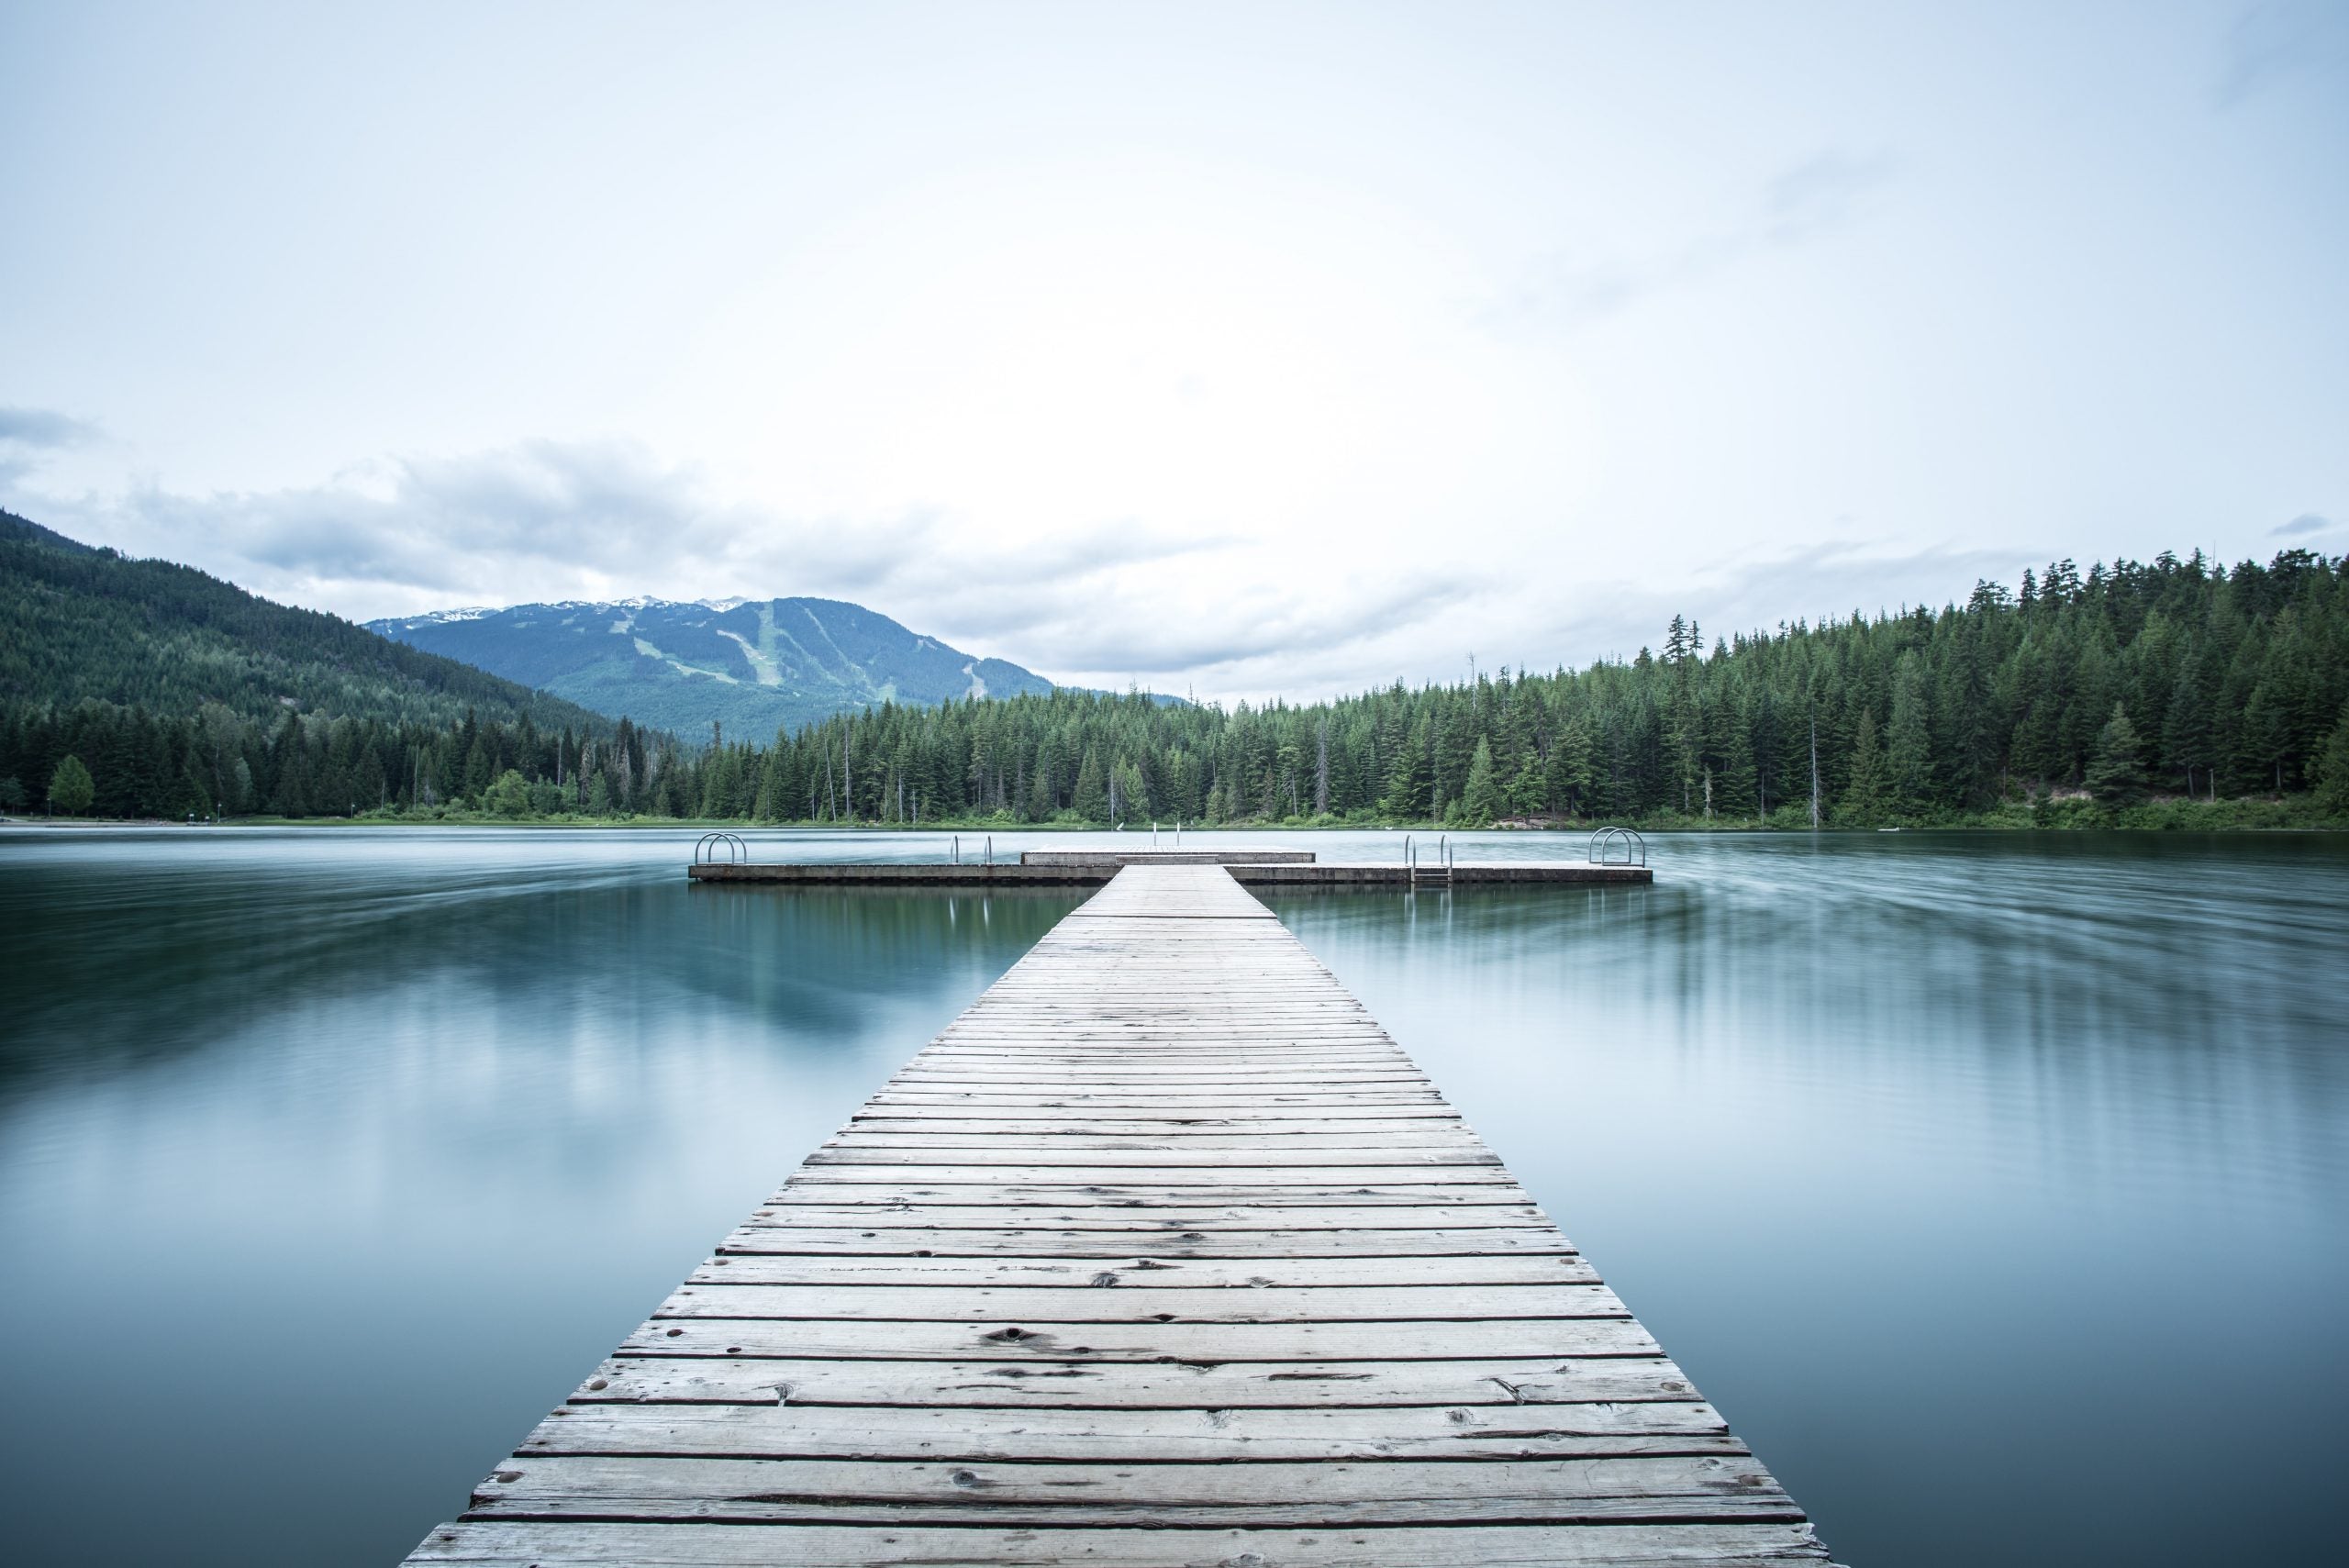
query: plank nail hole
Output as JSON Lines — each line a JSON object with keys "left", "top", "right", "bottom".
{"left": 726, "top": 1346, "right": 741, "bottom": 1354}
{"left": 585, "top": 1377, "right": 608, "bottom": 1391}
{"left": 664, "top": 1328, "right": 685, "bottom": 1337}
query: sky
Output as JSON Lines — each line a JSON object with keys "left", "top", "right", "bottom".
{"left": 3, "top": 0, "right": 2344, "bottom": 701}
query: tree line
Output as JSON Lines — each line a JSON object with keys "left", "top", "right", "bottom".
{"left": 9, "top": 547, "right": 2347, "bottom": 826}
{"left": 0, "top": 701, "right": 659, "bottom": 820}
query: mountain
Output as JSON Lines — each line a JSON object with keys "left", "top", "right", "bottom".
{"left": 0, "top": 508, "right": 617, "bottom": 735}
{"left": 367, "top": 596, "right": 1061, "bottom": 738}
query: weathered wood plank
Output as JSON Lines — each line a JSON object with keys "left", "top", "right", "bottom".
{"left": 778, "top": 1165, "right": 1525, "bottom": 1187}
{"left": 802, "top": 1146, "right": 1497, "bottom": 1167}
{"left": 751, "top": 1182, "right": 1530, "bottom": 1207}
{"left": 615, "top": 1316, "right": 1660, "bottom": 1360}
{"left": 715, "top": 1226, "right": 1575, "bottom": 1257}
{"left": 856, "top": 1097, "right": 1460, "bottom": 1117}
{"left": 690, "top": 1254, "right": 1598, "bottom": 1289}
{"left": 410, "top": 1520, "right": 1831, "bottom": 1565}
{"left": 731, "top": 1201, "right": 1550, "bottom": 1229}
{"left": 517, "top": 1399, "right": 1723, "bottom": 1462}
{"left": 467, "top": 1454, "right": 1796, "bottom": 1525}
{"left": 652, "top": 1282, "right": 1631, "bottom": 1322}
{"left": 841, "top": 1117, "right": 1474, "bottom": 1136}
{"left": 570, "top": 1352, "right": 1703, "bottom": 1407}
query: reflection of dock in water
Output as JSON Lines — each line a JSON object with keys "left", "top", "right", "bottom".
{"left": 407, "top": 861, "right": 1831, "bottom": 1568}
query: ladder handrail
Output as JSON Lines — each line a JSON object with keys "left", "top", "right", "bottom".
{"left": 693, "top": 831, "right": 748, "bottom": 865}
{"left": 1587, "top": 826, "right": 1646, "bottom": 866}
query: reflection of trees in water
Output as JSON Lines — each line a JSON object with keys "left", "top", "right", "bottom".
{"left": 1271, "top": 833, "right": 2349, "bottom": 1195}
{"left": 0, "top": 868, "right": 1077, "bottom": 1096}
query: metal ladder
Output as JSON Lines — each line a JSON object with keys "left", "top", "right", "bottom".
{"left": 1403, "top": 833, "right": 1453, "bottom": 884}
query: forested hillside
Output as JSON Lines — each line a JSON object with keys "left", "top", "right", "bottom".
{"left": 1, "top": 511, "right": 612, "bottom": 732}
{"left": 0, "top": 510, "right": 625, "bottom": 817}
{"left": 9, "top": 544, "right": 2347, "bottom": 826}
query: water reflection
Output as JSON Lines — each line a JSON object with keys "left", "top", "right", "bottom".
{"left": 1269, "top": 830, "right": 2349, "bottom": 1566}
{"left": 0, "top": 828, "right": 1076, "bottom": 1566}
{"left": 0, "top": 827, "right": 2343, "bottom": 1566}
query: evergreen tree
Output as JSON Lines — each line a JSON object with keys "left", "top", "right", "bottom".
{"left": 1546, "top": 712, "right": 1595, "bottom": 817}
{"left": 1841, "top": 710, "right": 1888, "bottom": 826}
{"left": 1071, "top": 746, "right": 1108, "bottom": 821}
{"left": 462, "top": 735, "right": 494, "bottom": 803}
{"left": 2084, "top": 704, "right": 2149, "bottom": 806}
{"left": 1459, "top": 738, "right": 1502, "bottom": 826}
{"left": 2310, "top": 700, "right": 2349, "bottom": 815}
{"left": 1885, "top": 651, "right": 1935, "bottom": 813}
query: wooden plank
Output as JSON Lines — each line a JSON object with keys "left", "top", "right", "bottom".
{"left": 855, "top": 1098, "right": 1462, "bottom": 1118}
{"left": 402, "top": 865, "right": 1820, "bottom": 1565}
{"left": 615, "top": 1316, "right": 1660, "bottom": 1360}
{"left": 651, "top": 1282, "right": 1631, "bottom": 1322}
{"left": 689, "top": 1254, "right": 1598, "bottom": 1289}
{"left": 467, "top": 1454, "right": 1796, "bottom": 1525}
{"left": 841, "top": 1116, "right": 1475, "bottom": 1135}
{"left": 714, "top": 1226, "right": 1575, "bottom": 1257}
{"left": 802, "top": 1147, "right": 1497, "bottom": 1167}
{"left": 748, "top": 1182, "right": 1529, "bottom": 1206}
{"left": 410, "top": 1521, "right": 1831, "bottom": 1565}
{"left": 569, "top": 1352, "right": 1704, "bottom": 1407}
{"left": 819, "top": 1135, "right": 1490, "bottom": 1154}
{"left": 516, "top": 1399, "right": 1721, "bottom": 1462}
{"left": 729, "top": 1202, "right": 1550, "bottom": 1229}
{"left": 778, "top": 1165, "right": 1525, "bottom": 1187}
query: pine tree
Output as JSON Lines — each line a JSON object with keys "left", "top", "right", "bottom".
{"left": 2310, "top": 699, "right": 2349, "bottom": 815}
{"left": 2084, "top": 703, "right": 2148, "bottom": 806}
{"left": 1543, "top": 713, "right": 1593, "bottom": 817}
{"left": 2161, "top": 643, "right": 2221, "bottom": 796}
{"left": 1459, "top": 737, "right": 1502, "bottom": 826}
{"left": 1886, "top": 651, "right": 1935, "bottom": 814}
{"left": 1841, "top": 710, "right": 1888, "bottom": 826}
{"left": 1382, "top": 712, "right": 1432, "bottom": 817}
{"left": 1071, "top": 747, "right": 1108, "bottom": 821}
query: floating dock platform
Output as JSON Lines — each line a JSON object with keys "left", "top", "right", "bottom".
{"left": 687, "top": 846, "right": 1653, "bottom": 887}
{"left": 406, "top": 864, "right": 1822, "bottom": 1566}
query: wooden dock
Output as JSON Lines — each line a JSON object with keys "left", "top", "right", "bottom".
{"left": 406, "top": 865, "right": 1823, "bottom": 1566}
{"left": 688, "top": 859, "right": 1653, "bottom": 888}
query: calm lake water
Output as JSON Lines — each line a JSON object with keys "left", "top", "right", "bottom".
{"left": 2, "top": 825, "right": 2344, "bottom": 1565}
